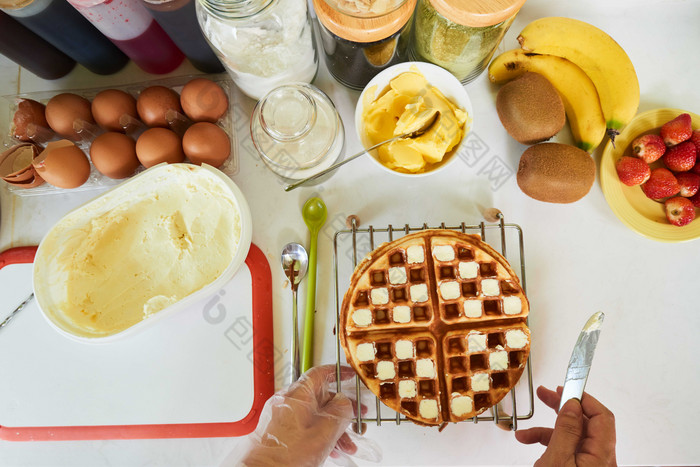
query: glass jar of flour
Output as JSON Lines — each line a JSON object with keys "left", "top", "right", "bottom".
{"left": 196, "top": 0, "right": 318, "bottom": 100}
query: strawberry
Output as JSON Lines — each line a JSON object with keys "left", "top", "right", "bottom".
{"left": 615, "top": 156, "right": 650, "bottom": 186}
{"left": 631, "top": 134, "right": 666, "bottom": 163}
{"left": 691, "top": 160, "right": 700, "bottom": 176}
{"left": 660, "top": 113, "right": 693, "bottom": 146}
{"left": 664, "top": 196, "right": 696, "bottom": 227}
{"left": 676, "top": 172, "right": 700, "bottom": 197}
{"left": 641, "top": 168, "right": 680, "bottom": 200}
{"left": 690, "top": 130, "right": 700, "bottom": 154}
{"left": 689, "top": 191, "right": 700, "bottom": 208}
{"left": 662, "top": 141, "right": 696, "bottom": 172}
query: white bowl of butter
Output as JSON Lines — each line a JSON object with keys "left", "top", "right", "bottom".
{"left": 355, "top": 62, "right": 473, "bottom": 176}
{"left": 33, "top": 163, "right": 252, "bottom": 343}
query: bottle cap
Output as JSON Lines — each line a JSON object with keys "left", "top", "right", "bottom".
{"left": 429, "top": 0, "right": 527, "bottom": 27}
{"left": 0, "top": 0, "right": 33, "bottom": 10}
{"left": 313, "top": 0, "right": 416, "bottom": 43}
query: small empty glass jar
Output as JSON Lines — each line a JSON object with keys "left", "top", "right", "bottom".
{"left": 250, "top": 83, "right": 344, "bottom": 182}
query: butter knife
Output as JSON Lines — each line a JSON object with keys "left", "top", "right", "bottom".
{"left": 559, "top": 311, "right": 604, "bottom": 410}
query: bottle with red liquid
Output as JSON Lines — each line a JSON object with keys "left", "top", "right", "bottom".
{"left": 0, "top": 11, "right": 76, "bottom": 79}
{"left": 67, "top": 0, "right": 185, "bottom": 74}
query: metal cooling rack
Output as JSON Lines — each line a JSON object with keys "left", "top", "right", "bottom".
{"left": 333, "top": 211, "right": 534, "bottom": 432}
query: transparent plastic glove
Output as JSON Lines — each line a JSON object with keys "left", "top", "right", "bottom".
{"left": 223, "top": 364, "right": 381, "bottom": 467}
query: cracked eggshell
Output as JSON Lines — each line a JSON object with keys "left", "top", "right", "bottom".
{"left": 33, "top": 140, "right": 91, "bottom": 189}
{"left": 12, "top": 99, "right": 51, "bottom": 142}
{"left": 0, "top": 143, "right": 45, "bottom": 188}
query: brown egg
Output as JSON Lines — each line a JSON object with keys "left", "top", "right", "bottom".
{"left": 92, "top": 89, "right": 138, "bottom": 132}
{"left": 180, "top": 78, "right": 228, "bottom": 123}
{"left": 0, "top": 143, "right": 44, "bottom": 188}
{"left": 182, "top": 122, "right": 230, "bottom": 167}
{"left": 90, "top": 132, "right": 140, "bottom": 179}
{"left": 136, "top": 86, "right": 182, "bottom": 128}
{"left": 45, "top": 93, "right": 94, "bottom": 140}
{"left": 33, "top": 140, "right": 91, "bottom": 189}
{"left": 135, "top": 128, "right": 185, "bottom": 168}
{"left": 12, "top": 99, "right": 51, "bottom": 142}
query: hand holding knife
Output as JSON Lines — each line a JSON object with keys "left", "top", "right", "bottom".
{"left": 559, "top": 311, "right": 605, "bottom": 410}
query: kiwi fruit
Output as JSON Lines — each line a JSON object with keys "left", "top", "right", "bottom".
{"left": 517, "top": 143, "right": 596, "bottom": 203}
{"left": 496, "top": 72, "right": 566, "bottom": 145}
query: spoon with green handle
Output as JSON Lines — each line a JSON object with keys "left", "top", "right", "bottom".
{"left": 301, "top": 196, "right": 327, "bottom": 373}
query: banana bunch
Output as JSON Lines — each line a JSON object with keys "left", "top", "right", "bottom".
{"left": 488, "top": 17, "right": 640, "bottom": 152}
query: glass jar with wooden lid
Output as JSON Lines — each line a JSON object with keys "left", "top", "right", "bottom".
{"left": 313, "top": 0, "right": 417, "bottom": 90}
{"left": 410, "top": 0, "right": 526, "bottom": 83}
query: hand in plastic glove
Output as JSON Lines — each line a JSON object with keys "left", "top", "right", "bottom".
{"left": 515, "top": 386, "right": 617, "bottom": 467}
{"left": 225, "top": 364, "right": 379, "bottom": 467}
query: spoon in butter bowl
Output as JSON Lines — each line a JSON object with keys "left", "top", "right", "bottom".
{"left": 301, "top": 196, "right": 327, "bottom": 373}
{"left": 284, "top": 110, "right": 440, "bottom": 191}
{"left": 281, "top": 243, "right": 309, "bottom": 384}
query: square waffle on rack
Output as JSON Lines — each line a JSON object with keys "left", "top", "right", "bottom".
{"left": 340, "top": 230, "right": 530, "bottom": 426}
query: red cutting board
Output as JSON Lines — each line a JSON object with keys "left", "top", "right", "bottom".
{"left": 0, "top": 244, "right": 274, "bottom": 441}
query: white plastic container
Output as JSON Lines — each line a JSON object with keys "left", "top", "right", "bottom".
{"left": 33, "top": 163, "right": 252, "bottom": 343}
{"left": 355, "top": 61, "right": 474, "bottom": 177}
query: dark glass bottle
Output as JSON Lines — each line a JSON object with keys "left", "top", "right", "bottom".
{"left": 140, "top": 0, "right": 224, "bottom": 74}
{"left": 0, "top": 0, "right": 129, "bottom": 75}
{"left": 0, "top": 11, "right": 76, "bottom": 79}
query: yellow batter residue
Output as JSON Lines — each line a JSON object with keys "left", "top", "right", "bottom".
{"left": 41, "top": 170, "right": 241, "bottom": 337}
{"left": 362, "top": 70, "right": 467, "bottom": 173}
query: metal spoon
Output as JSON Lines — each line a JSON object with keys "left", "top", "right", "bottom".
{"left": 0, "top": 294, "right": 34, "bottom": 332}
{"left": 281, "top": 243, "right": 309, "bottom": 384}
{"left": 284, "top": 110, "right": 440, "bottom": 191}
{"left": 301, "top": 197, "right": 327, "bottom": 373}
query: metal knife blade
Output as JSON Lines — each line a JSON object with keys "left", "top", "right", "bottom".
{"left": 559, "top": 311, "right": 605, "bottom": 411}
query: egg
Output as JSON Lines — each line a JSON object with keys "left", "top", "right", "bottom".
{"left": 33, "top": 140, "right": 91, "bottom": 189}
{"left": 182, "top": 122, "right": 230, "bottom": 167}
{"left": 180, "top": 78, "right": 228, "bottom": 123}
{"left": 12, "top": 98, "right": 51, "bottom": 142}
{"left": 0, "top": 143, "right": 44, "bottom": 188}
{"left": 92, "top": 89, "right": 139, "bottom": 132}
{"left": 90, "top": 132, "right": 141, "bottom": 179}
{"left": 135, "top": 128, "right": 185, "bottom": 168}
{"left": 136, "top": 86, "right": 182, "bottom": 128}
{"left": 45, "top": 93, "right": 94, "bottom": 140}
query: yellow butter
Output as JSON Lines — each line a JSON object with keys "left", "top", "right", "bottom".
{"left": 362, "top": 70, "right": 467, "bottom": 173}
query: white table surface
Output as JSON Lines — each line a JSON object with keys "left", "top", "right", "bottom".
{"left": 1, "top": 0, "right": 699, "bottom": 465}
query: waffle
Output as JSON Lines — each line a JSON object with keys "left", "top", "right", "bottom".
{"left": 340, "top": 230, "right": 530, "bottom": 426}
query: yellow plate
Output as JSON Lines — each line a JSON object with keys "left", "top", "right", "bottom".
{"left": 600, "top": 108, "right": 700, "bottom": 243}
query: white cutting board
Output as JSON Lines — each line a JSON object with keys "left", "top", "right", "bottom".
{"left": 0, "top": 261, "right": 256, "bottom": 430}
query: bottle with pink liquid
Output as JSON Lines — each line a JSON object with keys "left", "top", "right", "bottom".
{"left": 67, "top": 0, "right": 184, "bottom": 74}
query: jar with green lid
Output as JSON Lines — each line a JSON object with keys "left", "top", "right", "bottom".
{"left": 410, "top": 0, "right": 526, "bottom": 83}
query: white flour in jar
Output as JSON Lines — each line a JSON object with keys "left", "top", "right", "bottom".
{"left": 199, "top": 0, "right": 317, "bottom": 99}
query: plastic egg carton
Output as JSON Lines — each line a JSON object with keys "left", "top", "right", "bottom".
{"left": 0, "top": 74, "right": 239, "bottom": 197}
